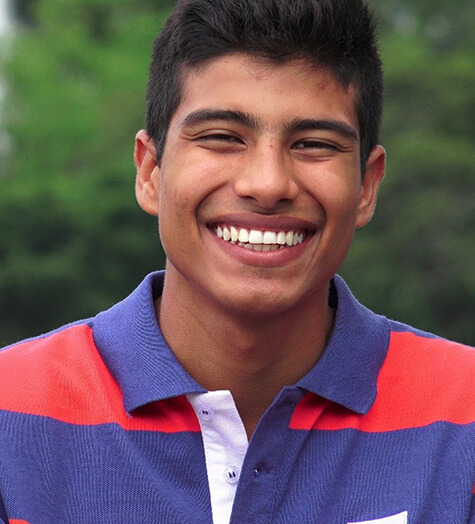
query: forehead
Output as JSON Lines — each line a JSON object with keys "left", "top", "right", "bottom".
{"left": 174, "top": 54, "right": 358, "bottom": 132}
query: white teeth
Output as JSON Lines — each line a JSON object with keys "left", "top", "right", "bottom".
{"left": 248, "top": 229, "right": 263, "bottom": 244}
{"left": 230, "top": 226, "right": 239, "bottom": 242}
{"left": 214, "top": 226, "right": 306, "bottom": 250}
{"left": 277, "top": 231, "right": 286, "bottom": 245}
{"left": 238, "top": 229, "right": 249, "bottom": 243}
{"left": 223, "top": 227, "right": 231, "bottom": 241}
{"left": 263, "top": 231, "right": 277, "bottom": 245}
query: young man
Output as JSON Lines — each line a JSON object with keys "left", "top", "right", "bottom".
{"left": 0, "top": 0, "right": 473, "bottom": 522}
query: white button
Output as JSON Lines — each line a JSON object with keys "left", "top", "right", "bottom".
{"left": 223, "top": 465, "right": 240, "bottom": 484}
{"left": 199, "top": 406, "right": 214, "bottom": 417}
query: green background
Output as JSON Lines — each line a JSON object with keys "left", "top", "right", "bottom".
{"left": 0, "top": 0, "right": 473, "bottom": 346}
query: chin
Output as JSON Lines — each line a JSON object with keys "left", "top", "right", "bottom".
{"left": 213, "top": 285, "right": 311, "bottom": 319}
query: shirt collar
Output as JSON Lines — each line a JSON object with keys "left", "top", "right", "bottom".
{"left": 297, "top": 275, "right": 390, "bottom": 414}
{"left": 93, "top": 271, "right": 206, "bottom": 413}
{"left": 93, "top": 272, "right": 389, "bottom": 415}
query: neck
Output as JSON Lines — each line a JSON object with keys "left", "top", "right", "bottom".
{"left": 157, "top": 268, "right": 335, "bottom": 438}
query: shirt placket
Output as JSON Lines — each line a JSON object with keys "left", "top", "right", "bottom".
{"left": 230, "top": 387, "right": 306, "bottom": 524}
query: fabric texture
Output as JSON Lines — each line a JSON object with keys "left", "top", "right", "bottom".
{"left": 0, "top": 271, "right": 473, "bottom": 523}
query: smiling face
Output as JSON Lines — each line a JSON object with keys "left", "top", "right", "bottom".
{"left": 136, "top": 54, "right": 385, "bottom": 318}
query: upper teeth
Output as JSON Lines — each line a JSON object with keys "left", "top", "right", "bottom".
{"left": 214, "top": 226, "right": 305, "bottom": 247}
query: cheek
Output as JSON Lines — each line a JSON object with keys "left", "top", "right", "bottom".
{"left": 164, "top": 153, "right": 229, "bottom": 196}
{"left": 332, "top": 190, "right": 361, "bottom": 219}
{"left": 307, "top": 173, "right": 360, "bottom": 220}
{"left": 159, "top": 163, "right": 198, "bottom": 217}
{"left": 157, "top": 170, "right": 211, "bottom": 250}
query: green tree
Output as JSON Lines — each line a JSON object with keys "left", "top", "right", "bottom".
{"left": 342, "top": 0, "right": 475, "bottom": 343}
{"left": 0, "top": 0, "right": 168, "bottom": 344}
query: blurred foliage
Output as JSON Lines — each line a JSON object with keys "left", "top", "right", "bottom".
{"left": 341, "top": 0, "right": 475, "bottom": 344}
{"left": 0, "top": 0, "right": 168, "bottom": 343}
{"left": 0, "top": 0, "right": 473, "bottom": 345}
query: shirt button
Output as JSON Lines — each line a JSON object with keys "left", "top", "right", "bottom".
{"left": 253, "top": 464, "right": 266, "bottom": 477}
{"left": 224, "top": 466, "right": 240, "bottom": 484}
{"left": 199, "top": 406, "right": 214, "bottom": 417}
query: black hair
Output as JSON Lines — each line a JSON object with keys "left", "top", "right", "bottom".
{"left": 146, "top": 0, "right": 383, "bottom": 172}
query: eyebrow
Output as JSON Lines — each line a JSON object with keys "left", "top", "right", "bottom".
{"left": 180, "top": 109, "right": 260, "bottom": 130}
{"left": 284, "top": 117, "right": 358, "bottom": 141}
{"left": 180, "top": 109, "right": 358, "bottom": 141}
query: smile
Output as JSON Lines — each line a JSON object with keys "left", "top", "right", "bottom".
{"left": 213, "top": 225, "right": 306, "bottom": 252}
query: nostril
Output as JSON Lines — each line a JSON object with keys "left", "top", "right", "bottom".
{"left": 233, "top": 174, "right": 299, "bottom": 209}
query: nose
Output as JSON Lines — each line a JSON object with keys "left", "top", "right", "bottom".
{"left": 232, "top": 144, "right": 299, "bottom": 209}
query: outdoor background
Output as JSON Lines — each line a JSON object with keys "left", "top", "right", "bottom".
{"left": 0, "top": 0, "right": 473, "bottom": 346}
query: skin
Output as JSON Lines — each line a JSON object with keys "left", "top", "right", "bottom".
{"left": 134, "top": 54, "right": 385, "bottom": 438}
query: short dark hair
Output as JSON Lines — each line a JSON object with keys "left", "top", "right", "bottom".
{"left": 146, "top": 0, "right": 383, "bottom": 172}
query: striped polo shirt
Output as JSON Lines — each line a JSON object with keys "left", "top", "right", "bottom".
{"left": 0, "top": 271, "right": 473, "bottom": 523}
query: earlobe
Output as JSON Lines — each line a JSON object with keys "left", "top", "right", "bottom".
{"left": 356, "top": 145, "right": 386, "bottom": 228}
{"left": 135, "top": 129, "right": 160, "bottom": 217}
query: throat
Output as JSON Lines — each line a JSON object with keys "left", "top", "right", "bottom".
{"left": 157, "top": 269, "right": 336, "bottom": 437}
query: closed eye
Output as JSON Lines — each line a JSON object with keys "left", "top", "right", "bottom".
{"left": 196, "top": 133, "right": 246, "bottom": 152}
{"left": 292, "top": 140, "right": 340, "bottom": 151}
{"left": 198, "top": 133, "right": 244, "bottom": 143}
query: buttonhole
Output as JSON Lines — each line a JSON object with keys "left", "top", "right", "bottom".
{"left": 253, "top": 464, "right": 266, "bottom": 477}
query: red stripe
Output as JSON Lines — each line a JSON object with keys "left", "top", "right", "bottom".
{"left": 290, "top": 332, "right": 475, "bottom": 432}
{"left": 0, "top": 325, "right": 200, "bottom": 432}
{"left": 9, "top": 520, "right": 29, "bottom": 524}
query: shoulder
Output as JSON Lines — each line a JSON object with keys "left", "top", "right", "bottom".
{"left": 0, "top": 320, "right": 97, "bottom": 372}
{"left": 374, "top": 322, "right": 475, "bottom": 428}
{"left": 312, "top": 322, "right": 474, "bottom": 433}
{"left": 0, "top": 320, "right": 119, "bottom": 424}
{"left": 386, "top": 320, "right": 474, "bottom": 377}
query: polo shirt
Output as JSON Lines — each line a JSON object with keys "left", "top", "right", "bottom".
{"left": 0, "top": 271, "right": 473, "bottom": 523}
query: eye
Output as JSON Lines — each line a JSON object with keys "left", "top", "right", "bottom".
{"left": 198, "top": 133, "right": 244, "bottom": 144}
{"left": 196, "top": 132, "right": 246, "bottom": 152}
{"left": 292, "top": 140, "right": 340, "bottom": 151}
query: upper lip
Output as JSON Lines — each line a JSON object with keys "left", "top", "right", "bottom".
{"left": 207, "top": 213, "right": 319, "bottom": 233}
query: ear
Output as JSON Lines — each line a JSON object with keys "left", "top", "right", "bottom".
{"left": 355, "top": 145, "right": 386, "bottom": 228}
{"left": 134, "top": 129, "right": 160, "bottom": 216}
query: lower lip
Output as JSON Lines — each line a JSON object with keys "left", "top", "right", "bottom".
{"left": 207, "top": 229, "right": 312, "bottom": 268}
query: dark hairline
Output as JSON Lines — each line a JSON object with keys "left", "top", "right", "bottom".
{"left": 147, "top": 0, "right": 384, "bottom": 174}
